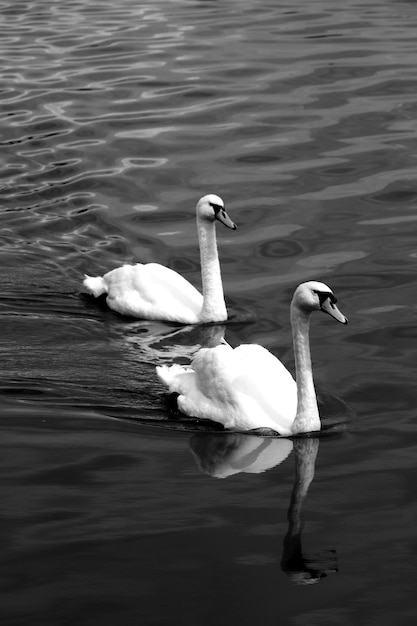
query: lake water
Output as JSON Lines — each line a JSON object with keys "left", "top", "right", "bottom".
{"left": 2, "top": 0, "right": 417, "bottom": 623}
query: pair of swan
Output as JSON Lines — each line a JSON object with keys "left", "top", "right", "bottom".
{"left": 84, "top": 194, "right": 347, "bottom": 435}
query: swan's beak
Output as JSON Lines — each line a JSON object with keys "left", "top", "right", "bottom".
{"left": 215, "top": 208, "right": 237, "bottom": 230}
{"left": 320, "top": 297, "right": 348, "bottom": 324}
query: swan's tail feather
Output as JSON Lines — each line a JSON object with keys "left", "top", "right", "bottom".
{"left": 83, "top": 274, "right": 108, "bottom": 297}
{"left": 156, "top": 363, "right": 191, "bottom": 392}
{"left": 156, "top": 364, "right": 181, "bottom": 388}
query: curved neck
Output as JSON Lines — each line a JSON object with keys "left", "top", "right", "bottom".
{"left": 290, "top": 306, "right": 320, "bottom": 434}
{"left": 197, "top": 218, "right": 227, "bottom": 322}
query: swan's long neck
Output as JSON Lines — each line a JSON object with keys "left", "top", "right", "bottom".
{"left": 290, "top": 306, "right": 321, "bottom": 434}
{"left": 197, "top": 218, "right": 227, "bottom": 323}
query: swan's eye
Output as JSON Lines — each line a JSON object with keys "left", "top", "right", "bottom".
{"left": 210, "top": 202, "right": 225, "bottom": 217}
{"left": 314, "top": 290, "right": 337, "bottom": 307}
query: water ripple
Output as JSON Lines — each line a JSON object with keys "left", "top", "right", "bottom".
{"left": 1, "top": 0, "right": 417, "bottom": 411}
{"left": 3, "top": 1, "right": 417, "bottom": 622}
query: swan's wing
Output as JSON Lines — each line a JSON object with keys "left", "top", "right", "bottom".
{"left": 229, "top": 344, "right": 297, "bottom": 431}
{"left": 103, "top": 263, "right": 203, "bottom": 322}
{"left": 157, "top": 347, "right": 240, "bottom": 423}
{"left": 190, "top": 344, "right": 297, "bottom": 433}
{"left": 233, "top": 344, "right": 296, "bottom": 392}
{"left": 158, "top": 344, "right": 297, "bottom": 433}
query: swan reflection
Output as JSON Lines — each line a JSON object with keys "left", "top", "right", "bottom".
{"left": 190, "top": 432, "right": 293, "bottom": 478}
{"left": 189, "top": 432, "right": 337, "bottom": 585}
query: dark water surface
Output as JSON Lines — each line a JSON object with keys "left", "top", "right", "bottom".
{"left": 2, "top": 0, "right": 417, "bottom": 624}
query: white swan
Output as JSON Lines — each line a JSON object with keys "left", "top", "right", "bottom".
{"left": 83, "top": 194, "right": 237, "bottom": 323}
{"left": 156, "top": 281, "right": 348, "bottom": 435}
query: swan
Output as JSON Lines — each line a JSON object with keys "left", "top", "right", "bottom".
{"left": 83, "top": 194, "right": 237, "bottom": 323}
{"left": 156, "top": 281, "right": 348, "bottom": 435}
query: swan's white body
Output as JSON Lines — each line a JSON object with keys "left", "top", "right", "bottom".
{"left": 158, "top": 344, "right": 298, "bottom": 433}
{"left": 84, "top": 263, "right": 204, "bottom": 323}
{"left": 83, "top": 194, "right": 236, "bottom": 323}
{"left": 156, "top": 281, "right": 348, "bottom": 436}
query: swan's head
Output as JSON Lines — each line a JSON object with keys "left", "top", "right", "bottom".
{"left": 196, "top": 194, "right": 237, "bottom": 230}
{"left": 292, "top": 281, "right": 348, "bottom": 324}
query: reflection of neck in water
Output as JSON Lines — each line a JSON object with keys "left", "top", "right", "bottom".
{"left": 281, "top": 438, "right": 337, "bottom": 585}
{"left": 196, "top": 323, "right": 227, "bottom": 348}
{"left": 189, "top": 433, "right": 338, "bottom": 585}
